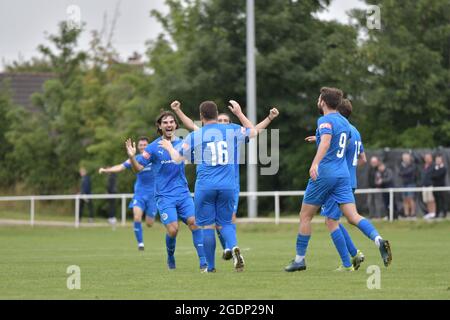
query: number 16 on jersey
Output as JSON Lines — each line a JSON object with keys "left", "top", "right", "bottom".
{"left": 207, "top": 141, "right": 229, "bottom": 166}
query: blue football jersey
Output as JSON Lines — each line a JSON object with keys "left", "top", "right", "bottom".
{"left": 123, "top": 155, "right": 155, "bottom": 196}
{"left": 234, "top": 137, "right": 249, "bottom": 190}
{"left": 315, "top": 112, "right": 351, "bottom": 178}
{"left": 137, "top": 137, "right": 190, "bottom": 197}
{"left": 181, "top": 123, "right": 250, "bottom": 190}
{"left": 345, "top": 124, "right": 364, "bottom": 189}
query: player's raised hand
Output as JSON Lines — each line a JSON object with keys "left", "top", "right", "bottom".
{"left": 125, "top": 138, "right": 136, "bottom": 157}
{"left": 98, "top": 168, "right": 106, "bottom": 174}
{"left": 309, "top": 163, "right": 319, "bottom": 181}
{"left": 158, "top": 139, "right": 172, "bottom": 151}
{"left": 305, "top": 136, "right": 316, "bottom": 143}
{"left": 268, "top": 108, "right": 279, "bottom": 120}
{"left": 228, "top": 100, "right": 243, "bottom": 115}
{"left": 171, "top": 100, "right": 181, "bottom": 112}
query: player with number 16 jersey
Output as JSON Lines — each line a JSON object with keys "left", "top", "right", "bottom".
{"left": 161, "top": 100, "right": 256, "bottom": 273}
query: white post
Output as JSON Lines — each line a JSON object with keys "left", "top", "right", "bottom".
{"left": 246, "top": 0, "right": 258, "bottom": 218}
{"left": 30, "top": 197, "right": 35, "bottom": 227}
{"left": 389, "top": 188, "right": 394, "bottom": 222}
{"left": 121, "top": 195, "right": 126, "bottom": 226}
{"left": 75, "top": 196, "right": 80, "bottom": 228}
{"left": 274, "top": 192, "right": 280, "bottom": 225}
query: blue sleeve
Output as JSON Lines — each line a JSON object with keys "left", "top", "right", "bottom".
{"left": 137, "top": 145, "right": 153, "bottom": 166}
{"left": 355, "top": 128, "right": 364, "bottom": 153}
{"left": 180, "top": 132, "right": 194, "bottom": 158}
{"left": 230, "top": 123, "right": 250, "bottom": 142}
{"left": 136, "top": 154, "right": 149, "bottom": 165}
{"left": 122, "top": 159, "right": 132, "bottom": 170}
{"left": 317, "top": 117, "right": 332, "bottom": 136}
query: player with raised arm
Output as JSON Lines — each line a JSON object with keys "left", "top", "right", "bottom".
{"left": 171, "top": 100, "right": 279, "bottom": 260}
{"left": 99, "top": 136, "right": 155, "bottom": 251}
{"left": 125, "top": 112, "right": 207, "bottom": 271}
{"left": 305, "top": 99, "right": 367, "bottom": 270}
{"left": 160, "top": 100, "right": 257, "bottom": 273}
{"left": 285, "top": 87, "right": 392, "bottom": 273}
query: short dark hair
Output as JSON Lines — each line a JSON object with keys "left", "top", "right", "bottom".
{"left": 199, "top": 101, "right": 218, "bottom": 121}
{"left": 320, "top": 87, "right": 343, "bottom": 110}
{"left": 155, "top": 111, "right": 179, "bottom": 135}
{"left": 138, "top": 136, "right": 149, "bottom": 143}
{"left": 218, "top": 112, "right": 232, "bottom": 122}
{"left": 337, "top": 98, "right": 352, "bottom": 119}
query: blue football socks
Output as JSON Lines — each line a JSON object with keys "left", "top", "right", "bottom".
{"left": 216, "top": 228, "right": 227, "bottom": 250}
{"left": 165, "top": 233, "right": 176, "bottom": 257}
{"left": 357, "top": 218, "right": 380, "bottom": 241}
{"left": 133, "top": 221, "right": 143, "bottom": 244}
{"left": 191, "top": 228, "right": 207, "bottom": 267}
{"left": 220, "top": 224, "right": 237, "bottom": 250}
{"left": 203, "top": 229, "right": 216, "bottom": 271}
{"left": 331, "top": 228, "right": 352, "bottom": 268}
{"left": 339, "top": 223, "right": 358, "bottom": 257}
{"left": 296, "top": 233, "right": 311, "bottom": 256}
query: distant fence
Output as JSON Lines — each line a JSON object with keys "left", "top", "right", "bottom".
{"left": 0, "top": 186, "right": 449, "bottom": 227}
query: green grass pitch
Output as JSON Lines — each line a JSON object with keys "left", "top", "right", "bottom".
{"left": 1, "top": 220, "right": 449, "bottom": 299}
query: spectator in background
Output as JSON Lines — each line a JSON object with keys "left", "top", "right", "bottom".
{"left": 367, "top": 156, "right": 383, "bottom": 218}
{"left": 375, "top": 162, "right": 396, "bottom": 219}
{"left": 431, "top": 155, "right": 447, "bottom": 219}
{"left": 421, "top": 153, "right": 436, "bottom": 220}
{"left": 399, "top": 153, "right": 417, "bottom": 219}
{"left": 107, "top": 173, "right": 118, "bottom": 226}
{"left": 79, "top": 167, "right": 94, "bottom": 222}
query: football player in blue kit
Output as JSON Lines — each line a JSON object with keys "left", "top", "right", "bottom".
{"left": 305, "top": 99, "right": 367, "bottom": 270}
{"left": 125, "top": 111, "right": 207, "bottom": 271}
{"left": 285, "top": 87, "right": 392, "bottom": 272}
{"left": 160, "top": 100, "right": 257, "bottom": 273}
{"left": 170, "top": 100, "right": 279, "bottom": 260}
{"left": 99, "top": 136, "right": 155, "bottom": 251}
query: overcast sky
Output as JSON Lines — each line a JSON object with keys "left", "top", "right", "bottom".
{"left": 0, "top": 0, "right": 368, "bottom": 71}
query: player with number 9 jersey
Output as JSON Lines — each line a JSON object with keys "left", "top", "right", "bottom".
{"left": 314, "top": 113, "right": 351, "bottom": 178}
{"left": 303, "top": 112, "right": 354, "bottom": 207}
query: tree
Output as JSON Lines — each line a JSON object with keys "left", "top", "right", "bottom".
{"left": 350, "top": 0, "right": 450, "bottom": 147}
{"left": 6, "top": 22, "right": 87, "bottom": 193}
{"left": 0, "top": 88, "right": 16, "bottom": 187}
{"left": 5, "top": 20, "right": 160, "bottom": 197}
{"left": 147, "top": 0, "right": 362, "bottom": 214}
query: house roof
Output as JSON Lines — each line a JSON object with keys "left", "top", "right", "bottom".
{"left": 0, "top": 72, "right": 54, "bottom": 110}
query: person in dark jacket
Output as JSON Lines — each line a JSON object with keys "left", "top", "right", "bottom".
{"left": 431, "top": 155, "right": 447, "bottom": 218}
{"left": 398, "top": 153, "right": 417, "bottom": 218}
{"left": 375, "top": 162, "right": 397, "bottom": 218}
{"left": 367, "top": 156, "right": 383, "bottom": 218}
{"left": 79, "top": 167, "right": 94, "bottom": 222}
{"left": 421, "top": 153, "right": 436, "bottom": 219}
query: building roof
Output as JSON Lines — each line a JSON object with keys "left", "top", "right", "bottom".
{"left": 0, "top": 72, "right": 54, "bottom": 110}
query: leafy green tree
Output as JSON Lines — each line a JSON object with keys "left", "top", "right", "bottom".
{"left": 350, "top": 0, "right": 450, "bottom": 147}
{"left": 148, "top": 0, "right": 361, "bottom": 213}
{"left": 3, "top": 0, "right": 447, "bottom": 218}
{"left": 0, "top": 88, "right": 16, "bottom": 186}
{"left": 5, "top": 22, "right": 87, "bottom": 193}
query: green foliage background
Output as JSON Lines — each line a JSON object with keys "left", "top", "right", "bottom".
{"left": 1, "top": 0, "right": 449, "bottom": 215}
